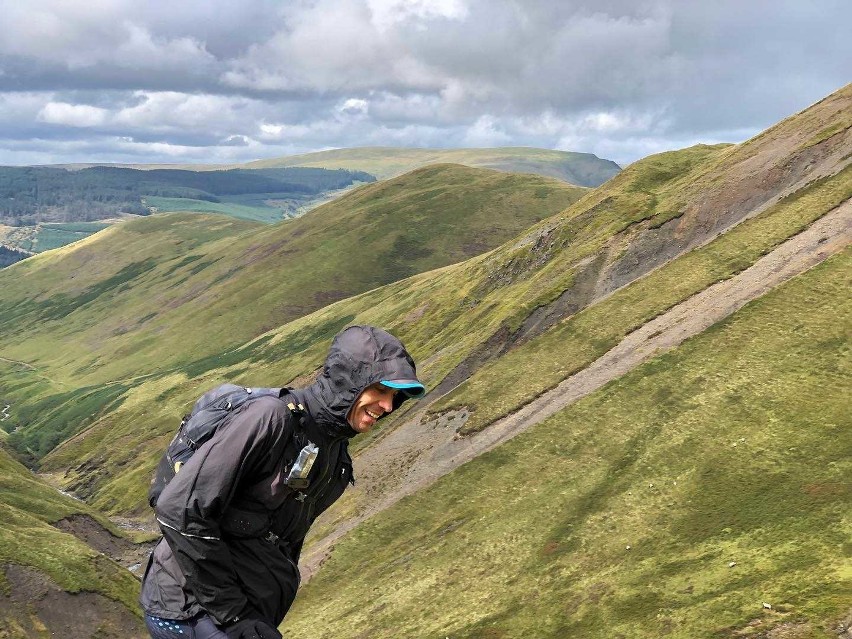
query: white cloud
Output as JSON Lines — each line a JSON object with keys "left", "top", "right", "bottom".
{"left": 108, "top": 22, "right": 215, "bottom": 72}
{"left": 0, "top": 1, "right": 849, "bottom": 166}
{"left": 338, "top": 98, "right": 369, "bottom": 116}
{"left": 367, "top": 0, "right": 468, "bottom": 31}
{"left": 0, "top": 2, "right": 215, "bottom": 73}
{"left": 463, "top": 115, "right": 511, "bottom": 146}
{"left": 0, "top": 92, "right": 55, "bottom": 122}
{"left": 111, "top": 92, "right": 251, "bottom": 131}
{"left": 258, "top": 122, "right": 319, "bottom": 141}
{"left": 38, "top": 102, "right": 109, "bottom": 127}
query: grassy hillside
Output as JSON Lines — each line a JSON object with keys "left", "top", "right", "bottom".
{"left": 0, "top": 87, "right": 847, "bottom": 639}
{"left": 244, "top": 146, "right": 621, "bottom": 187}
{"left": 0, "top": 165, "right": 585, "bottom": 458}
{"left": 280, "top": 247, "right": 851, "bottom": 639}
{"left": 25, "top": 85, "right": 851, "bottom": 519}
{"left": 431, "top": 162, "right": 852, "bottom": 435}
{"left": 0, "top": 444, "right": 145, "bottom": 636}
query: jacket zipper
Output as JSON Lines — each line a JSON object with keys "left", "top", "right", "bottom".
{"left": 276, "top": 438, "right": 343, "bottom": 539}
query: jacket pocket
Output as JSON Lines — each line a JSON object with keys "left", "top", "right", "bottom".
{"left": 219, "top": 505, "right": 272, "bottom": 539}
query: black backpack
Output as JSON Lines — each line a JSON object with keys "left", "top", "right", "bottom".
{"left": 148, "top": 384, "right": 303, "bottom": 508}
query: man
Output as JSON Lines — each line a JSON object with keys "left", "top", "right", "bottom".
{"left": 140, "top": 325, "right": 425, "bottom": 639}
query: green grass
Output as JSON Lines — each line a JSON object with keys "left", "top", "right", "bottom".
{"left": 0, "top": 164, "right": 584, "bottom": 393}
{"left": 280, "top": 248, "right": 851, "bottom": 639}
{"left": 0, "top": 445, "right": 143, "bottom": 625}
{"left": 7, "top": 381, "right": 130, "bottom": 459}
{"left": 145, "top": 195, "right": 290, "bottom": 223}
{"left": 431, "top": 163, "right": 852, "bottom": 434}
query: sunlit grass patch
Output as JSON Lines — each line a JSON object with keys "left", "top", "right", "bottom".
{"left": 282, "top": 249, "right": 851, "bottom": 638}
{"left": 432, "top": 163, "right": 852, "bottom": 434}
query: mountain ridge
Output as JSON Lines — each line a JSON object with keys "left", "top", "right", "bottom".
{"left": 0, "top": 85, "right": 849, "bottom": 638}
{"left": 22, "top": 85, "right": 849, "bottom": 519}
{"left": 243, "top": 146, "right": 621, "bottom": 186}
{"left": 46, "top": 146, "right": 621, "bottom": 188}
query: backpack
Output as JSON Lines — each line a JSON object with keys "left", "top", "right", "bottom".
{"left": 148, "top": 384, "right": 305, "bottom": 508}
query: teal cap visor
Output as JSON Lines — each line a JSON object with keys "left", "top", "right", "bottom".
{"left": 381, "top": 379, "right": 426, "bottom": 398}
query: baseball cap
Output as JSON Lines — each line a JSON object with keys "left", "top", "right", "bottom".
{"left": 380, "top": 379, "right": 426, "bottom": 398}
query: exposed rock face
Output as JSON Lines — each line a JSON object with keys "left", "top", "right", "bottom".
{"left": 0, "top": 564, "right": 146, "bottom": 639}
{"left": 54, "top": 514, "right": 155, "bottom": 580}
{"left": 427, "top": 89, "right": 852, "bottom": 403}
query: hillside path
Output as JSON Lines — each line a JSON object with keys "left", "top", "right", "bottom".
{"left": 301, "top": 199, "right": 852, "bottom": 580}
{"left": 0, "top": 356, "right": 67, "bottom": 388}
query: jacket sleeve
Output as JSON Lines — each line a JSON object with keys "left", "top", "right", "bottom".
{"left": 154, "top": 397, "right": 289, "bottom": 625}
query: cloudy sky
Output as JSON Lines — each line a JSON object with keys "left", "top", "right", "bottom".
{"left": 1, "top": 0, "right": 848, "bottom": 167}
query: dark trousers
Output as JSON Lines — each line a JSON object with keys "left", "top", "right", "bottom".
{"left": 145, "top": 613, "right": 229, "bottom": 639}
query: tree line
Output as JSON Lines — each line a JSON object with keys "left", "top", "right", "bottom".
{"left": 0, "top": 166, "right": 375, "bottom": 225}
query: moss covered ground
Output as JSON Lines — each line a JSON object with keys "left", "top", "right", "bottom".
{"left": 0, "top": 445, "right": 142, "bottom": 626}
{"left": 19, "top": 84, "right": 850, "bottom": 515}
{"left": 281, "top": 248, "right": 851, "bottom": 639}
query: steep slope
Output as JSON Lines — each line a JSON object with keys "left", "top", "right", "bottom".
{"left": 31, "top": 84, "right": 851, "bottom": 520}
{"left": 281, "top": 247, "right": 851, "bottom": 639}
{"left": 298, "top": 199, "right": 851, "bottom": 582}
{"left": 0, "top": 165, "right": 585, "bottom": 458}
{"left": 0, "top": 445, "right": 146, "bottom": 637}
{"left": 0, "top": 166, "right": 583, "bottom": 390}
{"left": 243, "top": 146, "right": 622, "bottom": 187}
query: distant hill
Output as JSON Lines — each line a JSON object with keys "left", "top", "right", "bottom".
{"left": 55, "top": 146, "right": 622, "bottom": 188}
{"left": 244, "top": 146, "right": 621, "bottom": 187}
{"left": 0, "top": 85, "right": 848, "bottom": 638}
{"left": 0, "top": 165, "right": 374, "bottom": 227}
{"left": 0, "top": 164, "right": 585, "bottom": 461}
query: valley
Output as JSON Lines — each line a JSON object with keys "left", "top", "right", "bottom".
{"left": 0, "top": 85, "right": 849, "bottom": 637}
{"left": 299, "top": 199, "right": 852, "bottom": 583}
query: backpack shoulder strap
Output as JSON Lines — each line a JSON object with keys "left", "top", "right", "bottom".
{"left": 279, "top": 390, "right": 307, "bottom": 435}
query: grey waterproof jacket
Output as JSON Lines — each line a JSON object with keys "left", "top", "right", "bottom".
{"left": 140, "top": 326, "right": 421, "bottom": 626}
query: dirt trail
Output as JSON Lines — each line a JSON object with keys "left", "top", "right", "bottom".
{"left": 0, "top": 355, "right": 67, "bottom": 387}
{"left": 301, "top": 199, "right": 852, "bottom": 580}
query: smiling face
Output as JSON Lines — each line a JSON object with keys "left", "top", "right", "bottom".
{"left": 347, "top": 383, "right": 397, "bottom": 433}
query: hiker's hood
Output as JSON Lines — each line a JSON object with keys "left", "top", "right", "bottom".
{"left": 296, "top": 325, "right": 422, "bottom": 438}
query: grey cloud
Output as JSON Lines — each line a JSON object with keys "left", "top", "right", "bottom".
{"left": 0, "top": 0, "right": 848, "bottom": 166}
